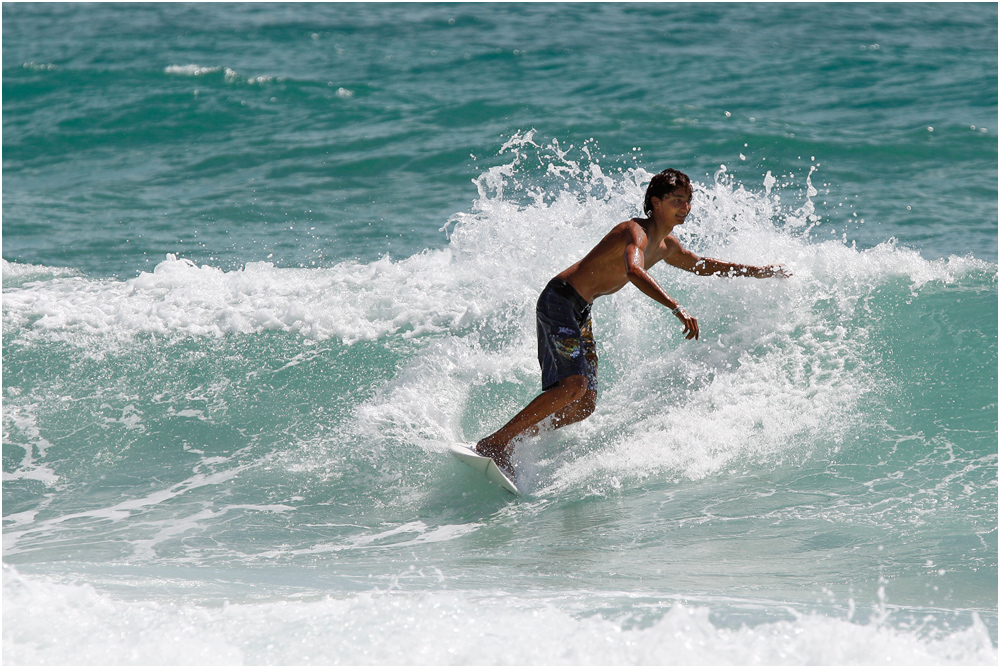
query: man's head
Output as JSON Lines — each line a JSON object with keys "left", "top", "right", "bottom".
{"left": 643, "top": 169, "right": 692, "bottom": 217}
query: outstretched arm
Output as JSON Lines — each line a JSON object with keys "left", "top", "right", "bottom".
{"left": 664, "top": 241, "right": 791, "bottom": 278}
{"left": 692, "top": 257, "right": 792, "bottom": 278}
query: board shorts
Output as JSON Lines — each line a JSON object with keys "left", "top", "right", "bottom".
{"left": 536, "top": 278, "right": 598, "bottom": 392}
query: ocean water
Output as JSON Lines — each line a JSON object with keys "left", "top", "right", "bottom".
{"left": 2, "top": 3, "right": 997, "bottom": 665}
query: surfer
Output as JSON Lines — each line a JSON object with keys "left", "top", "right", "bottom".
{"left": 474, "top": 168, "right": 791, "bottom": 476}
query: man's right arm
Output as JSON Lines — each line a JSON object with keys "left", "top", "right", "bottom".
{"left": 624, "top": 226, "right": 700, "bottom": 340}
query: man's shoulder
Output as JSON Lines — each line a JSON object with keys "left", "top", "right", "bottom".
{"left": 615, "top": 217, "right": 649, "bottom": 238}
{"left": 595, "top": 219, "right": 638, "bottom": 243}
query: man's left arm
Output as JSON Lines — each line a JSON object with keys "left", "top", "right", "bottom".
{"left": 664, "top": 240, "right": 791, "bottom": 278}
{"left": 691, "top": 257, "right": 791, "bottom": 278}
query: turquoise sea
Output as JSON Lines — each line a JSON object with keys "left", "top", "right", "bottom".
{"left": 3, "top": 3, "right": 997, "bottom": 664}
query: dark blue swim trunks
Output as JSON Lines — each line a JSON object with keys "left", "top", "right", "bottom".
{"left": 536, "top": 278, "right": 598, "bottom": 392}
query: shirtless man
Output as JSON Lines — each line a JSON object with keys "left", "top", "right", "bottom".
{"left": 474, "top": 168, "right": 790, "bottom": 476}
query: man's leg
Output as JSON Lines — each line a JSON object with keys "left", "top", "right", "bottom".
{"left": 476, "top": 375, "right": 595, "bottom": 473}
{"left": 550, "top": 386, "right": 597, "bottom": 428}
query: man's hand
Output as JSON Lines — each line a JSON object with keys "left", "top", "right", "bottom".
{"left": 760, "top": 264, "right": 792, "bottom": 278}
{"left": 674, "top": 308, "right": 699, "bottom": 340}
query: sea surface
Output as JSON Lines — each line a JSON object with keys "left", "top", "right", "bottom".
{"left": 2, "top": 3, "right": 997, "bottom": 665}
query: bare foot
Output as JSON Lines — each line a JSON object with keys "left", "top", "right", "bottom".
{"left": 475, "top": 440, "right": 515, "bottom": 479}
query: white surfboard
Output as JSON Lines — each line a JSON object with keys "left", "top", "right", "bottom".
{"left": 450, "top": 444, "right": 520, "bottom": 495}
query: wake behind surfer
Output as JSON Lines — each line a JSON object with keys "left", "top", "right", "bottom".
{"left": 474, "top": 168, "right": 791, "bottom": 477}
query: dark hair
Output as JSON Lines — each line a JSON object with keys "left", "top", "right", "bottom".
{"left": 643, "top": 169, "right": 692, "bottom": 216}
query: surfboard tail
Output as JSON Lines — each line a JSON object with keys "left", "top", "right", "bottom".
{"left": 450, "top": 444, "right": 520, "bottom": 495}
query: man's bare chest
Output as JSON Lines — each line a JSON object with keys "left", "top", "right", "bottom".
{"left": 643, "top": 241, "right": 673, "bottom": 268}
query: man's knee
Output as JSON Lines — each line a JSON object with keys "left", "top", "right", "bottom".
{"left": 555, "top": 387, "right": 597, "bottom": 428}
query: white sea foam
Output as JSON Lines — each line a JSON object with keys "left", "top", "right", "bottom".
{"left": 3, "top": 566, "right": 995, "bottom": 665}
{"left": 1, "top": 251, "right": 480, "bottom": 344}
{"left": 253, "top": 520, "right": 484, "bottom": 560}
{"left": 1, "top": 404, "right": 60, "bottom": 486}
{"left": 1, "top": 258, "right": 79, "bottom": 284}
{"left": 164, "top": 64, "right": 223, "bottom": 77}
{"left": 1, "top": 160, "right": 989, "bottom": 347}
{"left": 2, "top": 463, "right": 260, "bottom": 558}
{"left": 164, "top": 64, "right": 274, "bottom": 85}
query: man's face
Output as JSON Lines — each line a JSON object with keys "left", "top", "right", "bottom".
{"left": 654, "top": 188, "right": 693, "bottom": 224}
